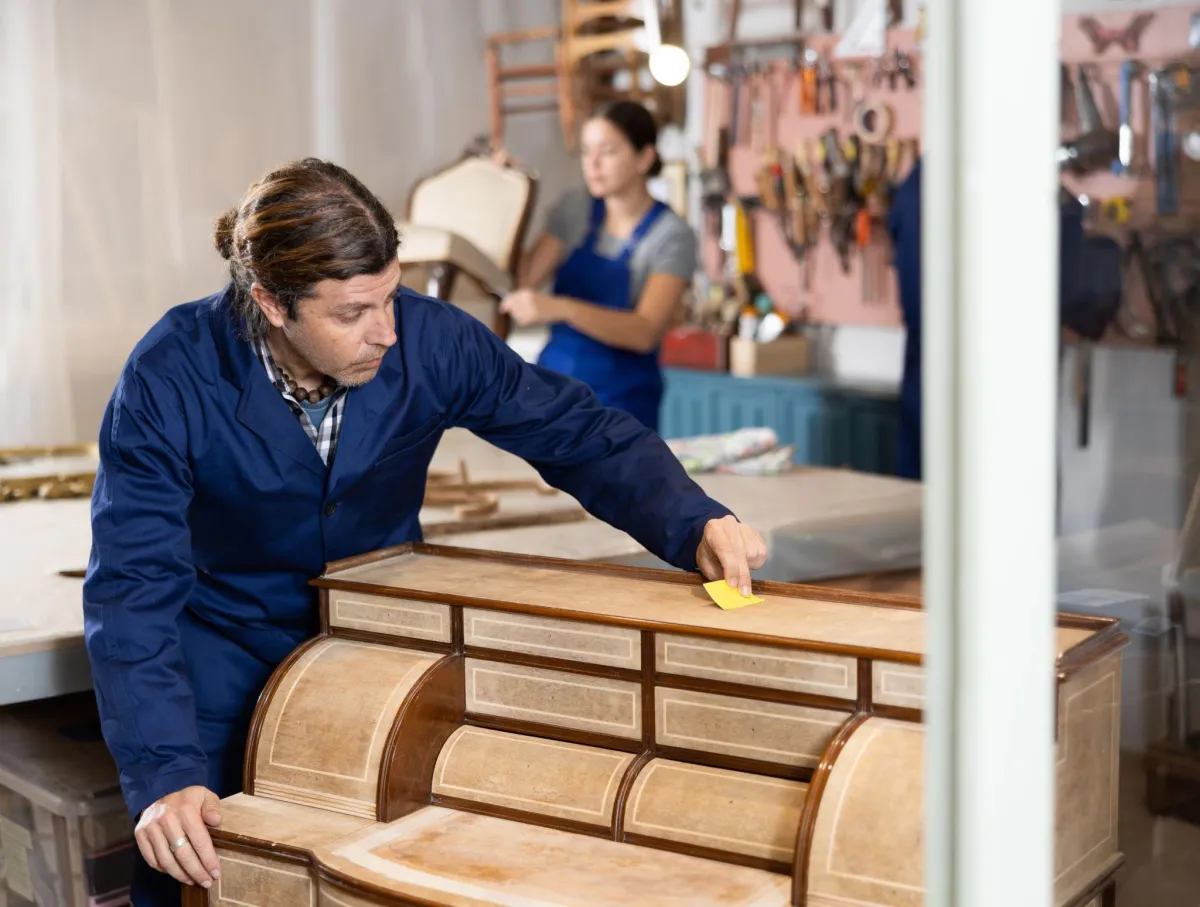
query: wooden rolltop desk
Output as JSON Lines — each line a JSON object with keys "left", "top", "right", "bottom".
{"left": 187, "top": 544, "right": 1127, "bottom": 907}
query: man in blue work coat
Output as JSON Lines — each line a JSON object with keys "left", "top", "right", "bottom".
{"left": 886, "top": 160, "right": 1088, "bottom": 481}
{"left": 82, "top": 158, "right": 767, "bottom": 906}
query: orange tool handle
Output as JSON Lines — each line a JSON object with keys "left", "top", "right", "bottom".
{"left": 856, "top": 209, "right": 871, "bottom": 248}
{"left": 800, "top": 68, "right": 817, "bottom": 114}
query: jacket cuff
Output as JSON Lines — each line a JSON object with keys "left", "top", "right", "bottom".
{"left": 673, "top": 505, "right": 736, "bottom": 572}
{"left": 124, "top": 765, "right": 211, "bottom": 821}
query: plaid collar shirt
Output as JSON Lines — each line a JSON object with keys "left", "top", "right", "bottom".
{"left": 252, "top": 336, "right": 348, "bottom": 467}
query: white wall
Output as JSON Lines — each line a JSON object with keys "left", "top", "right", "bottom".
{"left": 0, "top": 0, "right": 579, "bottom": 446}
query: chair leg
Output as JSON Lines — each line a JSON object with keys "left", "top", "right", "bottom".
{"left": 492, "top": 301, "right": 512, "bottom": 341}
{"left": 1101, "top": 878, "right": 1117, "bottom": 907}
{"left": 426, "top": 262, "right": 459, "bottom": 300}
{"left": 486, "top": 46, "right": 504, "bottom": 148}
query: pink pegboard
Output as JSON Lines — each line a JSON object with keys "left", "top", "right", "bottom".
{"left": 700, "top": 9, "right": 1200, "bottom": 338}
{"left": 1061, "top": 6, "right": 1200, "bottom": 347}
{"left": 701, "top": 29, "right": 923, "bottom": 327}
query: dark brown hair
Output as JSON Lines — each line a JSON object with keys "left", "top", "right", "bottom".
{"left": 592, "top": 100, "right": 663, "bottom": 177}
{"left": 213, "top": 158, "right": 399, "bottom": 338}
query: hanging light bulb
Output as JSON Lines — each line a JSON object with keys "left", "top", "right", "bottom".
{"left": 642, "top": 0, "right": 690, "bottom": 87}
{"left": 649, "top": 44, "right": 691, "bottom": 86}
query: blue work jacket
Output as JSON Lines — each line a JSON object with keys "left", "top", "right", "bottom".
{"left": 83, "top": 286, "right": 732, "bottom": 820}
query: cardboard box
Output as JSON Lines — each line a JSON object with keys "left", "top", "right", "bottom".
{"left": 0, "top": 694, "right": 134, "bottom": 907}
{"left": 729, "top": 334, "right": 810, "bottom": 377}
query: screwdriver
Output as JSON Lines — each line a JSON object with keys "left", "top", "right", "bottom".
{"left": 857, "top": 208, "right": 872, "bottom": 302}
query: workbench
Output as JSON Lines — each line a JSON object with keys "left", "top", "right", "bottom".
{"left": 0, "top": 429, "right": 922, "bottom": 707}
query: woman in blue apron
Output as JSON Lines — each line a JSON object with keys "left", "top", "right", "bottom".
{"left": 499, "top": 101, "right": 696, "bottom": 431}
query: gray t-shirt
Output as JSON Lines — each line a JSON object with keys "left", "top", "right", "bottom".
{"left": 544, "top": 187, "right": 697, "bottom": 304}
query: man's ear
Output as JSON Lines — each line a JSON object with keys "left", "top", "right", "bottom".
{"left": 250, "top": 283, "right": 287, "bottom": 329}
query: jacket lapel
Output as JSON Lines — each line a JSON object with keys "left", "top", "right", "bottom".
{"left": 210, "top": 291, "right": 327, "bottom": 478}
{"left": 236, "top": 375, "right": 327, "bottom": 477}
{"left": 326, "top": 347, "right": 404, "bottom": 496}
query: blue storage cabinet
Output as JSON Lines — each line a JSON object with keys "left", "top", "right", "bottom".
{"left": 660, "top": 369, "right": 900, "bottom": 476}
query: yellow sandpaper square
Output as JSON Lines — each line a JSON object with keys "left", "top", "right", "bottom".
{"left": 703, "top": 579, "right": 763, "bottom": 610}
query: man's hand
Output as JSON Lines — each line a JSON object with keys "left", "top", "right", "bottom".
{"left": 135, "top": 785, "right": 223, "bottom": 889}
{"left": 499, "top": 289, "right": 562, "bottom": 327}
{"left": 696, "top": 515, "right": 768, "bottom": 597}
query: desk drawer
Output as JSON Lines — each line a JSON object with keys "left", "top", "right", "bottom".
{"left": 656, "top": 634, "right": 857, "bottom": 701}
{"left": 463, "top": 608, "right": 641, "bottom": 669}
{"left": 327, "top": 590, "right": 451, "bottom": 644}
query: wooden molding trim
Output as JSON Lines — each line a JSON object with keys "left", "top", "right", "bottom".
{"left": 653, "top": 671, "right": 858, "bottom": 713}
{"left": 318, "top": 541, "right": 923, "bottom": 610}
{"left": 791, "top": 712, "right": 871, "bottom": 906}
{"left": 316, "top": 867, "right": 441, "bottom": 907}
{"left": 1060, "top": 855, "right": 1125, "bottom": 907}
{"left": 179, "top": 884, "right": 208, "bottom": 907}
{"left": 412, "top": 542, "right": 926, "bottom": 611}
{"left": 621, "top": 831, "right": 794, "bottom": 876}
{"left": 324, "top": 541, "right": 415, "bottom": 575}
{"left": 641, "top": 630, "right": 657, "bottom": 754}
{"left": 328, "top": 625, "right": 453, "bottom": 656}
{"left": 465, "top": 646, "right": 643, "bottom": 683}
{"left": 208, "top": 828, "right": 313, "bottom": 865}
{"left": 460, "top": 712, "right": 643, "bottom": 754}
{"left": 311, "top": 577, "right": 926, "bottom": 664}
{"left": 429, "top": 792, "right": 613, "bottom": 839}
{"left": 652, "top": 745, "right": 816, "bottom": 782}
{"left": 611, "top": 750, "right": 654, "bottom": 840}
{"left": 872, "top": 703, "right": 924, "bottom": 723}
{"left": 241, "top": 635, "right": 327, "bottom": 796}
{"left": 856, "top": 658, "right": 874, "bottom": 713}
{"left": 316, "top": 545, "right": 1124, "bottom": 680}
{"left": 1056, "top": 622, "right": 1131, "bottom": 683}
{"left": 378, "top": 655, "right": 466, "bottom": 822}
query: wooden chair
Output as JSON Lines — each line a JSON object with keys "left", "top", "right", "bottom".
{"left": 485, "top": 26, "right": 565, "bottom": 152}
{"left": 485, "top": 0, "right": 685, "bottom": 151}
{"left": 395, "top": 149, "right": 537, "bottom": 340}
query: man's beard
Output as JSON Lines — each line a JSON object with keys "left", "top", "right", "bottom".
{"left": 282, "top": 328, "right": 385, "bottom": 389}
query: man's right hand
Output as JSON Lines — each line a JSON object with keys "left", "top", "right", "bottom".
{"left": 135, "top": 786, "right": 223, "bottom": 889}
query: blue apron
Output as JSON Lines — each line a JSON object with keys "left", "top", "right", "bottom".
{"left": 538, "top": 197, "right": 668, "bottom": 431}
{"left": 83, "top": 285, "right": 732, "bottom": 906}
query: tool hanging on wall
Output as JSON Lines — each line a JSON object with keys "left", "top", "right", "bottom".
{"left": 799, "top": 48, "right": 819, "bottom": 114}
{"left": 873, "top": 49, "right": 917, "bottom": 92}
{"left": 748, "top": 66, "right": 768, "bottom": 152}
{"left": 853, "top": 100, "right": 894, "bottom": 144}
{"left": 1057, "top": 65, "right": 1119, "bottom": 175}
{"left": 1077, "top": 13, "right": 1155, "bottom": 56}
{"left": 1148, "top": 236, "right": 1200, "bottom": 398}
{"left": 1151, "top": 67, "right": 1181, "bottom": 216}
{"left": 817, "top": 56, "right": 837, "bottom": 113}
{"left": 728, "top": 61, "right": 747, "bottom": 146}
{"left": 1115, "top": 60, "right": 1139, "bottom": 176}
{"left": 1126, "top": 231, "right": 1200, "bottom": 398}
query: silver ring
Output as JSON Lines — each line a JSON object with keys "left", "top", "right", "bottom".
{"left": 170, "top": 836, "right": 189, "bottom": 853}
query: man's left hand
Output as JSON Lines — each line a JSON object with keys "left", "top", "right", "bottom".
{"left": 499, "top": 289, "right": 561, "bottom": 327}
{"left": 696, "top": 515, "right": 768, "bottom": 597}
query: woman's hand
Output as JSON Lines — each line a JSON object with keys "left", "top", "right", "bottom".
{"left": 135, "top": 785, "right": 223, "bottom": 889}
{"left": 696, "top": 515, "right": 769, "bottom": 597}
{"left": 499, "top": 289, "right": 563, "bottom": 327}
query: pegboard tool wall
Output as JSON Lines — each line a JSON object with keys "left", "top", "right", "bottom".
{"left": 700, "top": 28, "right": 922, "bottom": 329}
{"left": 699, "top": 7, "right": 1200, "bottom": 336}
{"left": 1061, "top": 5, "right": 1200, "bottom": 349}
